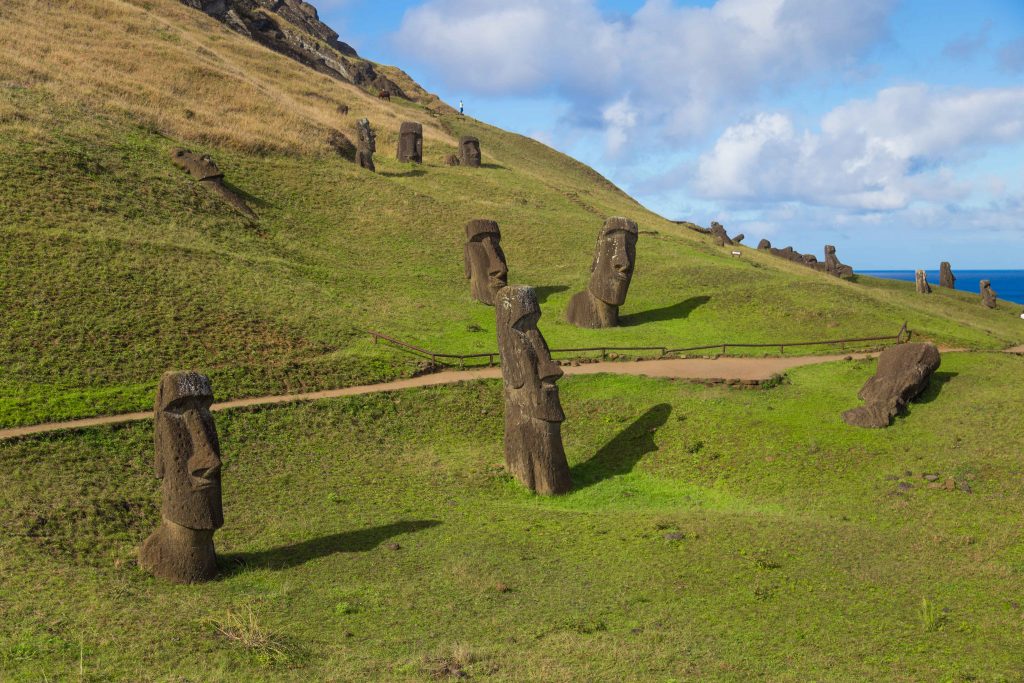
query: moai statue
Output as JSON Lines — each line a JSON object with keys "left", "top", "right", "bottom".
{"left": 939, "top": 262, "right": 956, "bottom": 289}
{"left": 757, "top": 239, "right": 771, "bottom": 250}
{"left": 170, "top": 148, "right": 255, "bottom": 219}
{"left": 733, "top": 233, "right": 745, "bottom": 244}
{"left": 397, "top": 121, "right": 423, "bottom": 163}
{"left": 915, "top": 269, "right": 932, "bottom": 294}
{"left": 566, "top": 217, "right": 639, "bottom": 328}
{"left": 139, "top": 372, "right": 224, "bottom": 584}
{"left": 709, "top": 221, "right": 733, "bottom": 246}
{"left": 980, "top": 280, "right": 997, "bottom": 309}
{"left": 842, "top": 343, "right": 941, "bottom": 428}
{"left": 464, "top": 219, "right": 508, "bottom": 305}
{"left": 824, "top": 245, "right": 854, "bottom": 278}
{"left": 355, "top": 118, "right": 376, "bottom": 172}
{"left": 496, "top": 286, "right": 572, "bottom": 495}
{"left": 459, "top": 136, "right": 481, "bottom": 167}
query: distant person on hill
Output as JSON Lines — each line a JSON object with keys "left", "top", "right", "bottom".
{"left": 459, "top": 99, "right": 464, "bottom": 116}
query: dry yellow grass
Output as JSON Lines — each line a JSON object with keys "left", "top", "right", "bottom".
{"left": 0, "top": 0, "right": 455, "bottom": 155}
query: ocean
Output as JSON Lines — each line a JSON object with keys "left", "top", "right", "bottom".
{"left": 860, "top": 270, "right": 1024, "bottom": 306}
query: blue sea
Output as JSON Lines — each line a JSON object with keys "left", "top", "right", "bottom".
{"left": 860, "top": 270, "right": 1024, "bottom": 306}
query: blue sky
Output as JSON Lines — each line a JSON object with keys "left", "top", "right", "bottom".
{"left": 317, "top": 0, "right": 1024, "bottom": 268}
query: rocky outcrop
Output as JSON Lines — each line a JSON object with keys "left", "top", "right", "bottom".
{"left": 179, "top": 0, "right": 407, "bottom": 99}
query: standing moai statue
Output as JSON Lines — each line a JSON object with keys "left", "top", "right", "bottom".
{"left": 980, "top": 280, "right": 997, "bottom": 308}
{"left": 139, "top": 372, "right": 224, "bottom": 584}
{"left": 464, "top": 219, "right": 508, "bottom": 305}
{"left": 939, "top": 262, "right": 956, "bottom": 289}
{"left": 566, "top": 217, "right": 639, "bottom": 328}
{"left": 496, "top": 286, "right": 572, "bottom": 495}
{"left": 824, "top": 245, "right": 854, "bottom": 278}
{"left": 459, "top": 136, "right": 481, "bottom": 167}
{"left": 915, "top": 269, "right": 932, "bottom": 294}
{"left": 397, "top": 121, "right": 423, "bottom": 163}
{"left": 355, "top": 118, "right": 376, "bottom": 172}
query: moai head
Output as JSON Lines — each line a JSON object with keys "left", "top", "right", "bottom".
{"left": 170, "top": 148, "right": 222, "bottom": 181}
{"left": 459, "top": 136, "right": 481, "bottom": 167}
{"left": 588, "top": 217, "right": 638, "bottom": 306}
{"left": 153, "top": 372, "right": 223, "bottom": 531}
{"left": 464, "top": 219, "right": 508, "bottom": 305}
{"left": 397, "top": 121, "right": 423, "bottom": 163}
{"left": 356, "top": 118, "right": 376, "bottom": 153}
{"left": 980, "top": 280, "right": 997, "bottom": 308}
{"left": 496, "top": 286, "right": 564, "bottom": 423}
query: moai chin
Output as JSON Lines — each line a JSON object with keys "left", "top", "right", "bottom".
{"left": 397, "top": 121, "right": 423, "bottom": 163}
{"left": 355, "top": 118, "right": 376, "bottom": 172}
{"left": 459, "top": 136, "right": 481, "bottom": 167}
{"left": 139, "top": 371, "right": 224, "bottom": 584}
{"left": 980, "top": 280, "right": 997, "bottom": 309}
{"left": 464, "top": 219, "right": 508, "bottom": 306}
{"left": 915, "top": 269, "right": 931, "bottom": 294}
{"left": 496, "top": 286, "right": 572, "bottom": 495}
{"left": 565, "top": 217, "right": 639, "bottom": 328}
{"left": 939, "top": 262, "right": 956, "bottom": 289}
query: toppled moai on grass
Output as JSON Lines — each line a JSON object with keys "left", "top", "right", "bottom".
{"left": 139, "top": 372, "right": 224, "bottom": 583}
{"left": 566, "top": 217, "right": 638, "bottom": 328}
{"left": 170, "top": 148, "right": 255, "bottom": 219}
{"left": 355, "top": 118, "right": 376, "bottom": 171}
{"left": 757, "top": 239, "right": 771, "bottom": 250}
{"left": 710, "top": 221, "right": 733, "bottom": 246}
{"left": 755, "top": 238, "right": 855, "bottom": 279}
{"left": 940, "top": 262, "right": 956, "bottom": 289}
{"left": 397, "top": 121, "right": 423, "bottom": 163}
{"left": 823, "top": 245, "right": 854, "bottom": 278}
{"left": 842, "top": 343, "right": 941, "bottom": 428}
{"left": 915, "top": 269, "right": 931, "bottom": 294}
{"left": 980, "top": 280, "right": 997, "bottom": 309}
{"left": 464, "top": 219, "right": 508, "bottom": 305}
{"left": 459, "top": 136, "right": 481, "bottom": 167}
{"left": 496, "top": 286, "right": 572, "bottom": 495}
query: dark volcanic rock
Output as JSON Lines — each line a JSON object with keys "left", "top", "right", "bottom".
{"left": 842, "top": 343, "right": 941, "bottom": 428}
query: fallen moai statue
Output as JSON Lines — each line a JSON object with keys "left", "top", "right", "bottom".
{"left": 566, "top": 217, "right": 638, "bottom": 328}
{"left": 754, "top": 238, "right": 855, "bottom": 278}
{"left": 757, "top": 239, "right": 771, "bottom": 250}
{"left": 464, "top": 219, "right": 508, "bottom": 305}
{"left": 710, "top": 221, "right": 733, "bottom": 246}
{"left": 980, "top": 280, "right": 997, "bottom": 309}
{"left": 842, "top": 343, "right": 941, "bottom": 428}
{"left": 939, "top": 262, "right": 955, "bottom": 289}
{"left": 823, "top": 245, "right": 854, "bottom": 278}
{"left": 355, "top": 118, "right": 376, "bottom": 171}
{"left": 139, "top": 372, "right": 224, "bottom": 583}
{"left": 915, "top": 269, "right": 931, "bottom": 294}
{"left": 170, "top": 148, "right": 255, "bottom": 219}
{"left": 497, "top": 286, "right": 572, "bottom": 495}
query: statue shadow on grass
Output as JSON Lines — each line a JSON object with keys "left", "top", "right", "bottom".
{"left": 912, "top": 371, "right": 958, "bottom": 405}
{"left": 379, "top": 168, "right": 428, "bottom": 178}
{"left": 620, "top": 295, "right": 710, "bottom": 326}
{"left": 219, "top": 520, "right": 441, "bottom": 574}
{"left": 534, "top": 285, "right": 569, "bottom": 304}
{"left": 571, "top": 403, "right": 672, "bottom": 490}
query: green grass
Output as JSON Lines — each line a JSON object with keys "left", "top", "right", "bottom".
{"left": 2, "top": 353, "right": 1023, "bottom": 681}
{"left": 2, "top": 81, "right": 1022, "bottom": 427}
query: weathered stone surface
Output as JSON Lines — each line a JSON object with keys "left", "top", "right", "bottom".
{"left": 355, "top": 118, "right": 376, "bottom": 171}
{"left": 732, "top": 233, "right": 745, "bottom": 244}
{"left": 496, "top": 286, "right": 572, "bottom": 495}
{"left": 757, "top": 239, "right": 771, "bottom": 250}
{"left": 464, "top": 219, "right": 508, "bottom": 306}
{"left": 939, "top": 261, "right": 955, "bottom": 288}
{"left": 709, "top": 221, "right": 733, "bottom": 246}
{"left": 139, "top": 372, "right": 224, "bottom": 583}
{"left": 443, "top": 153, "right": 460, "bottom": 166}
{"left": 397, "top": 121, "right": 423, "bottom": 163}
{"left": 824, "top": 245, "right": 854, "bottom": 278}
{"left": 980, "top": 280, "right": 997, "bottom": 308}
{"left": 915, "top": 269, "right": 931, "bottom": 294}
{"left": 170, "top": 148, "right": 255, "bottom": 218}
{"left": 842, "top": 343, "right": 941, "bottom": 428}
{"left": 459, "top": 136, "right": 481, "bottom": 168}
{"left": 566, "top": 217, "right": 638, "bottom": 328}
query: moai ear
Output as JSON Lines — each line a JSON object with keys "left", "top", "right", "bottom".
{"left": 153, "top": 432, "right": 165, "bottom": 479}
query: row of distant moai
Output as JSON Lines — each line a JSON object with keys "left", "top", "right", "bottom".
{"left": 915, "top": 263, "right": 1000, "bottom": 308}
{"left": 354, "top": 118, "right": 481, "bottom": 172}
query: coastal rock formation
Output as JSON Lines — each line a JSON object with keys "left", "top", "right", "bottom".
{"left": 355, "top": 118, "right": 376, "bottom": 171}
{"left": 980, "top": 280, "right": 997, "bottom": 309}
{"left": 170, "top": 148, "right": 255, "bottom": 218}
{"left": 459, "top": 136, "right": 481, "bottom": 168}
{"left": 496, "top": 286, "right": 572, "bottom": 495}
{"left": 464, "top": 219, "right": 508, "bottom": 305}
{"left": 842, "top": 343, "right": 941, "bottom": 428}
{"left": 139, "top": 372, "right": 224, "bottom": 583}
{"left": 915, "top": 269, "right": 931, "bottom": 294}
{"left": 939, "top": 262, "right": 955, "bottom": 288}
{"left": 397, "top": 122, "right": 423, "bottom": 163}
{"left": 566, "top": 217, "right": 639, "bottom": 328}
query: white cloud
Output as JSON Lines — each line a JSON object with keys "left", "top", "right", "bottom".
{"left": 695, "top": 85, "right": 1024, "bottom": 210}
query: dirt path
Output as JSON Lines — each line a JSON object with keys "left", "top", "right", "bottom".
{"left": 1007, "top": 345, "right": 1024, "bottom": 354}
{"left": 0, "top": 352, "right": 878, "bottom": 441}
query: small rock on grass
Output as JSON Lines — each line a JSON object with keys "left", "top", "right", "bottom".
{"left": 664, "top": 532, "right": 686, "bottom": 541}
{"left": 923, "top": 473, "right": 940, "bottom": 482}
{"left": 386, "top": 542, "right": 401, "bottom": 551}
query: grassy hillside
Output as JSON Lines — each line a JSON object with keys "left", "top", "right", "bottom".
{"left": 2, "top": 353, "right": 1023, "bottom": 680}
{"left": 1, "top": 0, "right": 1021, "bottom": 431}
